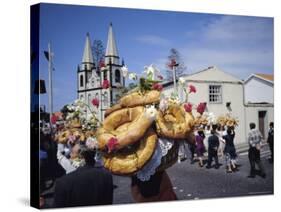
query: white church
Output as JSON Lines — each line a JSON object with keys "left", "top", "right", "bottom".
{"left": 77, "top": 23, "right": 125, "bottom": 121}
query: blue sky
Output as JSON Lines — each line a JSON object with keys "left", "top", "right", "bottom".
{"left": 38, "top": 3, "right": 273, "bottom": 112}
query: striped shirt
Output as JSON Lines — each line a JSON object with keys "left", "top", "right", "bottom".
{"left": 248, "top": 129, "right": 263, "bottom": 147}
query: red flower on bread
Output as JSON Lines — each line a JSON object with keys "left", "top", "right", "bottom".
{"left": 197, "top": 102, "right": 206, "bottom": 115}
{"left": 107, "top": 137, "right": 118, "bottom": 153}
{"left": 91, "top": 98, "right": 99, "bottom": 108}
{"left": 188, "top": 84, "right": 196, "bottom": 93}
{"left": 184, "top": 103, "right": 193, "bottom": 113}
{"left": 152, "top": 83, "right": 163, "bottom": 91}
{"left": 102, "top": 80, "right": 110, "bottom": 89}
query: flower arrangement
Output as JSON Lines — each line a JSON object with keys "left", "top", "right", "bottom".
{"left": 64, "top": 99, "right": 100, "bottom": 131}
{"left": 54, "top": 98, "right": 101, "bottom": 146}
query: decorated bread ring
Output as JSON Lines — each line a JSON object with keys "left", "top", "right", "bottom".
{"left": 119, "top": 90, "right": 160, "bottom": 108}
{"left": 71, "top": 129, "right": 86, "bottom": 142}
{"left": 102, "top": 128, "right": 157, "bottom": 175}
{"left": 156, "top": 104, "right": 194, "bottom": 139}
{"left": 97, "top": 106, "right": 157, "bottom": 151}
{"left": 57, "top": 130, "right": 71, "bottom": 143}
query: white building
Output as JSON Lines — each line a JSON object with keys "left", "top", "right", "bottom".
{"left": 77, "top": 23, "right": 125, "bottom": 121}
{"left": 244, "top": 73, "right": 274, "bottom": 138}
{"left": 162, "top": 66, "right": 274, "bottom": 144}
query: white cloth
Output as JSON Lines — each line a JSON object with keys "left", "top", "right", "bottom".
{"left": 57, "top": 144, "right": 76, "bottom": 174}
{"left": 136, "top": 138, "right": 174, "bottom": 181}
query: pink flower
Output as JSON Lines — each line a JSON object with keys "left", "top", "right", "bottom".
{"left": 68, "top": 135, "right": 76, "bottom": 144}
{"left": 188, "top": 84, "right": 196, "bottom": 93}
{"left": 157, "top": 75, "right": 164, "bottom": 80}
{"left": 159, "top": 98, "right": 168, "bottom": 112}
{"left": 102, "top": 80, "right": 110, "bottom": 89}
{"left": 184, "top": 103, "right": 193, "bottom": 113}
{"left": 152, "top": 83, "right": 163, "bottom": 91}
{"left": 197, "top": 102, "right": 207, "bottom": 115}
{"left": 107, "top": 137, "right": 118, "bottom": 153}
{"left": 91, "top": 98, "right": 99, "bottom": 108}
{"left": 51, "top": 114, "right": 58, "bottom": 124}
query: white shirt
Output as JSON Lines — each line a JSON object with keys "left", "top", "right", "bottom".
{"left": 57, "top": 144, "right": 76, "bottom": 174}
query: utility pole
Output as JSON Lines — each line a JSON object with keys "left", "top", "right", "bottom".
{"left": 47, "top": 42, "right": 53, "bottom": 124}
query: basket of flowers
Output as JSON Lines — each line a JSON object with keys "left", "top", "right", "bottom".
{"left": 54, "top": 99, "right": 99, "bottom": 144}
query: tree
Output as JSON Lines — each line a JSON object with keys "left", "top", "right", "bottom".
{"left": 92, "top": 40, "right": 105, "bottom": 70}
{"left": 166, "top": 48, "right": 187, "bottom": 81}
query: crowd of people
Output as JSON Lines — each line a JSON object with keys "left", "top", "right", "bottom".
{"left": 184, "top": 122, "right": 274, "bottom": 177}
{"left": 39, "top": 121, "right": 274, "bottom": 208}
{"left": 184, "top": 124, "right": 239, "bottom": 173}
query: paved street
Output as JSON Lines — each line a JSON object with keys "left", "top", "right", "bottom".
{"left": 112, "top": 149, "right": 273, "bottom": 204}
{"left": 42, "top": 147, "right": 273, "bottom": 207}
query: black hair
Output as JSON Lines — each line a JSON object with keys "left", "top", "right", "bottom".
{"left": 227, "top": 128, "right": 232, "bottom": 135}
{"left": 198, "top": 130, "right": 205, "bottom": 138}
{"left": 212, "top": 124, "right": 218, "bottom": 131}
{"left": 270, "top": 122, "right": 274, "bottom": 128}
{"left": 79, "top": 145, "right": 96, "bottom": 166}
{"left": 249, "top": 123, "right": 256, "bottom": 130}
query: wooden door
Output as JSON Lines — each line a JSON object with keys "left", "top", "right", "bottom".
{"left": 258, "top": 111, "right": 266, "bottom": 137}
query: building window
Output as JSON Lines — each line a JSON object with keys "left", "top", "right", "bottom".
{"left": 88, "top": 93, "right": 91, "bottom": 107}
{"left": 115, "top": 69, "right": 121, "bottom": 83}
{"left": 209, "top": 85, "right": 222, "bottom": 103}
{"left": 103, "top": 70, "right": 108, "bottom": 81}
{"left": 80, "top": 75, "right": 84, "bottom": 87}
{"left": 103, "top": 92, "right": 108, "bottom": 107}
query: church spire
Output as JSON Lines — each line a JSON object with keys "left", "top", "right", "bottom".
{"left": 105, "top": 23, "right": 119, "bottom": 64}
{"left": 82, "top": 32, "right": 94, "bottom": 66}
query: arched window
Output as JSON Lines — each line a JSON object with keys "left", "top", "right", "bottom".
{"left": 103, "top": 70, "right": 108, "bottom": 81}
{"left": 80, "top": 75, "right": 84, "bottom": 87}
{"left": 115, "top": 69, "right": 121, "bottom": 83}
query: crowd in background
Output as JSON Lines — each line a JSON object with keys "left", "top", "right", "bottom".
{"left": 38, "top": 121, "right": 274, "bottom": 208}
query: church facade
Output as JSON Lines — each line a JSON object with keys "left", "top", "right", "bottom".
{"left": 77, "top": 23, "right": 125, "bottom": 121}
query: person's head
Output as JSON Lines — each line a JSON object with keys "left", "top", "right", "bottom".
{"left": 79, "top": 145, "right": 96, "bottom": 166}
{"left": 249, "top": 122, "right": 256, "bottom": 130}
{"left": 198, "top": 130, "right": 204, "bottom": 137}
{"left": 206, "top": 125, "right": 210, "bottom": 130}
{"left": 227, "top": 128, "right": 232, "bottom": 135}
{"left": 269, "top": 122, "right": 274, "bottom": 128}
{"left": 70, "top": 143, "right": 81, "bottom": 159}
{"left": 212, "top": 124, "right": 218, "bottom": 131}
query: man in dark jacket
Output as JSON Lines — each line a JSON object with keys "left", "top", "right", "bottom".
{"left": 206, "top": 125, "right": 220, "bottom": 169}
{"left": 54, "top": 146, "right": 113, "bottom": 208}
